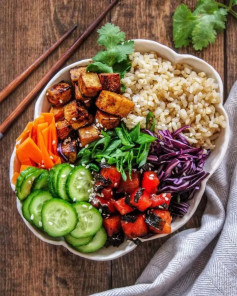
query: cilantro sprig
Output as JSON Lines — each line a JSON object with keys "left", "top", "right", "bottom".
{"left": 77, "top": 123, "right": 156, "bottom": 181}
{"left": 173, "top": 0, "right": 237, "bottom": 51}
{"left": 87, "top": 23, "right": 134, "bottom": 77}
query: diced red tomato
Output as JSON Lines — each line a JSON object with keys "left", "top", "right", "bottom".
{"left": 103, "top": 215, "right": 121, "bottom": 236}
{"left": 101, "top": 187, "right": 114, "bottom": 200}
{"left": 150, "top": 193, "right": 171, "bottom": 209}
{"left": 148, "top": 209, "right": 172, "bottom": 234}
{"left": 142, "top": 171, "right": 160, "bottom": 194}
{"left": 100, "top": 166, "right": 121, "bottom": 188}
{"left": 114, "top": 197, "right": 134, "bottom": 215}
{"left": 91, "top": 196, "right": 117, "bottom": 214}
{"left": 121, "top": 214, "right": 148, "bottom": 238}
{"left": 117, "top": 171, "right": 140, "bottom": 194}
{"left": 130, "top": 188, "right": 152, "bottom": 212}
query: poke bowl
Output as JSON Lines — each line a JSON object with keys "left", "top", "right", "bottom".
{"left": 9, "top": 28, "right": 230, "bottom": 261}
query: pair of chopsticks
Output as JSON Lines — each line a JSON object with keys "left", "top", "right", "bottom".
{"left": 0, "top": 0, "right": 119, "bottom": 140}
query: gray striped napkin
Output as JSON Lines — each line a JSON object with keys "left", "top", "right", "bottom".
{"left": 93, "top": 82, "right": 237, "bottom": 296}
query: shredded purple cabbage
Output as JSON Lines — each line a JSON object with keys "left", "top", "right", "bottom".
{"left": 146, "top": 126, "right": 210, "bottom": 217}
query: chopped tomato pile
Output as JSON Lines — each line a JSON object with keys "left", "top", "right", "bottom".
{"left": 91, "top": 166, "right": 172, "bottom": 246}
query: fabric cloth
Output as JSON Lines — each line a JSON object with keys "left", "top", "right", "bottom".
{"left": 93, "top": 82, "right": 237, "bottom": 296}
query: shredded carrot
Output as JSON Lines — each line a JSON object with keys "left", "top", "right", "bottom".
{"left": 14, "top": 113, "right": 61, "bottom": 176}
{"left": 38, "top": 132, "right": 54, "bottom": 168}
{"left": 20, "top": 165, "right": 31, "bottom": 172}
{"left": 16, "top": 137, "right": 43, "bottom": 165}
{"left": 12, "top": 172, "right": 19, "bottom": 185}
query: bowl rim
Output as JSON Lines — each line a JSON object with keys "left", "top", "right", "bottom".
{"left": 9, "top": 39, "right": 230, "bottom": 260}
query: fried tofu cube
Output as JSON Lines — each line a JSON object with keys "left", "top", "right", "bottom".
{"left": 78, "top": 72, "right": 102, "bottom": 97}
{"left": 70, "top": 67, "right": 87, "bottom": 86}
{"left": 71, "top": 114, "right": 93, "bottom": 130}
{"left": 74, "top": 84, "right": 92, "bottom": 108}
{"left": 99, "top": 73, "right": 121, "bottom": 93}
{"left": 78, "top": 125, "right": 100, "bottom": 147}
{"left": 64, "top": 100, "right": 88, "bottom": 124}
{"left": 95, "top": 110, "right": 120, "bottom": 130}
{"left": 50, "top": 106, "right": 64, "bottom": 122}
{"left": 61, "top": 139, "right": 77, "bottom": 163}
{"left": 46, "top": 82, "right": 72, "bottom": 107}
{"left": 96, "top": 90, "right": 134, "bottom": 117}
{"left": 56, "top": 120, "right": 72, "bottom": 140}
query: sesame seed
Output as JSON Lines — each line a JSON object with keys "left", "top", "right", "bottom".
{"left": 82, "top": 204, "right": 88, "bottom": 208}
{"left": 70, "top": 164, "right": 74, "bottom": 167}
{"left": 80, "top": 171, "right": 85, "bottom": 175}
{"left": 72, "top": 117, "right": 77, "bottom": 121}
{"left": 86, "top": 165, "right": 89, "bottom": 169}
{"left": 85, "top": 144, "right": 89, "bottom": 148}
{"left": 84, "top": 217, "right": 88, "bottom": 222}
{"left": 39, "top": 221, "right": 42, "bottom": 227}
{"left": 88, "top": 205, "right": 92, "bottom": 209}
{"left": 95, "top": 119, "right": 98, "bottom": 123}
{"left": 46, "top": 92, "right": 49, "bottom": 96}
{"left": 50, "top": 156, "right": 54, "bottom": 160}
{"left": 61, "top": 174, "right": 66, "bottom": 178}
{"left": 27, "top": 180, "right": 32, "bottom": 184}
{"left": 30, "top": 214, "right": 34, "bottom": 220}
{"left": 59, "top": 99, "right": 63, "bottom": 103}
{"left": 52, "top": 140, "right": 56, "bottom": 145}
{"left": 101, "top": 193, "right": 104, "bottom": 197}
{"left": 114, "top": 183, "right": 118, "bottom": 187}
{"left": 77, "top": 185, "right": 81, "bottom": 189}
{"left": 165, "top": 197, "right": 169, "bottom": 201}
{"left": 49, "top": 221, "right": 53, "bottom": 225}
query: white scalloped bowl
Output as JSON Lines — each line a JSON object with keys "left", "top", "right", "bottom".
{"left": 9, "top": 40, "right": 230, "bottom": 261}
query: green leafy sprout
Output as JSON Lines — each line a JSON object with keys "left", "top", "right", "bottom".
{"left": 173, "top": 0, "right": 237, "bottom": 50}
{"left": 77, "top": 118, "right": 157, "bottom": 181}
{"left": 87, "top": 23, "right": 134, "bottom": 78}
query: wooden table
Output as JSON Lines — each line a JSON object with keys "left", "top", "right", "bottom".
{"left": 0, "top": 0, "right": 236, "bottom": 295}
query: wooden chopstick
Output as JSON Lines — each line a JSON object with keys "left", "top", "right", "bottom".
{"left": 0, "top": 0, "right": 119, "bottom": 140}
{"left": 0, "top": 25, "right": 77, "bottom": 103}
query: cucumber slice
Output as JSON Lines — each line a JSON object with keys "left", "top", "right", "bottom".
{"left": 22, "top": 190, "right": 40, "bottom": 222}
{"left": 16, "top": 167, "right": 37, "bottom": 195}
{"left": 76, "top": 228, "right": 107, "bottom": 253}
{"left": 32, "top": 171, "right": 49, "bottom": 191}
{"left": 57, "top": 164, "right": 73, "bottom": 201}
{"left": 42, "top": 199, "right": 78, "bottom": 237}
{"left": 66, "top": 166, "right": 93, "bottom": 202}
{"left": 65, "top": 234, "right": 93, "bottom": 247}
{"left": 17, "top": 169, "right": 43, "bottom": 200}
{"left": 70, "top": 202, "right": 102, "bottom": 239}
{"left": 29, "top": 190, "right": 53, "bottom": 228}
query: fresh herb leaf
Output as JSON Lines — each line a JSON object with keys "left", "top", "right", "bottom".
{"left": 146, "top": 111, "right": 156, "bottom": 132}
{"left": 121, "top": 83, "right": 126, "bottom": 93}
{"left": 115, "top": 127, "right": 134, "bottom": 147}
{"left": 87, "top": 62, "right": 113, "bottom": 73}
{"left": 135, "top": 133, "right": 157, "bottom": 145}
{"left": 87, "top": 23, "right": 134, "bottom": 77}
{"left": 137, "top": 143, "right": 151, "bottom": 167}
{"left": 97, "top": 23, "right": 125, "bottom": 49}
{"left": 129, "top": 123, "right": 140, "bottom": 142}
{"left": 173, "top": 0, "right": 231, "bottom": 51}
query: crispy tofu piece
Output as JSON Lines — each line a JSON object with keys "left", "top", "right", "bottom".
{"left": 70, "top": 67, "right": 87, "bottom": 86}
{"left": 56, "top": 120, "right": 72, "bottom": 140}
{"left": 46, "top": 82, "right": 72, "bottom": 107}
{"left": 74, "top": 84, "right": 92, "bottom": 108}
{"left": 96, "top": 90, "right": 134, "bottom": 117}
{"left": 95, "top": 110, "right": 120, "bottom": 130}
{"left": 62, "top": 139, "right": 77, "bottom": 163}
{"left": 78, "top": 72, "right": 102, "bottom": 97}
{"left": 78, "top": 125, "right": 100, "bottom": 147}
{"left": 71, "top": 114, "right": 93, "bottom": 130}
{"left": 50, "top": 106, "right": 64, "bottom": 122}
{"left": 64, "top": 100, "right": 88, "bottom": 124}
{"left": 99, "top": 73, "right": 121, "bottom": 93}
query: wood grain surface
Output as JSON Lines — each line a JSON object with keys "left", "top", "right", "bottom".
{"left": 0, "top": 0, "right": 236, "bottom": 295}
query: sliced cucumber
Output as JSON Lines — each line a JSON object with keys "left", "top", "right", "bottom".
{"left": 76, "top": 228, "right": 107, "bottom": 253}
{"left": 70, "top": 202, "right": 102, "bottom": 239}
{"left": 16, "top": 167, "right": 37, "bottom": 196}
{"left": 66, "top": 166, "right": 93, "bottom": 202}
{"left": 56, "top": 164, "right": 73, "bottom": 201}
{"left": 42, "top": 199, "right": 78, "bottom": 237}
{"left": 17, "top": 169, "right": 43, "bottom": 200}
{"left": 65, "top": 234, "right": 93, "bottom": 247}
{"left": 32, "top": 171, "right": 49, "bottom": 191}
{"left": 22, "top": 190, "right": 40, "bottom": 222}
{"left": 29, "top": 190, "right": 53, "bottom": 228}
